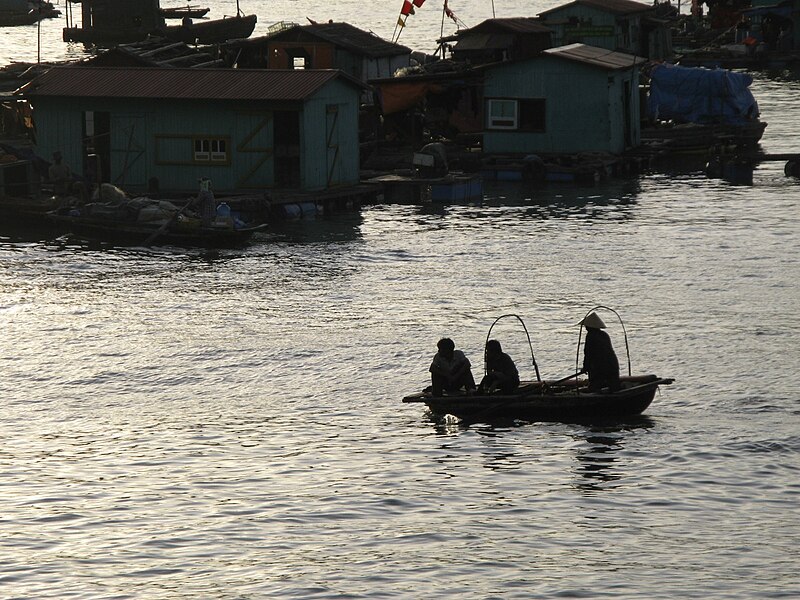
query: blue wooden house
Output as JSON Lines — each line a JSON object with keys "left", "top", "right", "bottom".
{"left": 538, "top": 0, "right": 673, "bottom": 60}
{"left": 482, "top": 44, "right": 645, "bottom": 155}
{"left": 741, "top": 0, "right": 799, "bottom": 53}
{"left": 18, "top": 66, "right": 365, "bottom": 194}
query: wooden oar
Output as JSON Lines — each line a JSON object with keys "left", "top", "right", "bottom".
{"left": 549, "top": 371, "right": 584, "bottom": 385}
{"left": 142, "top": 198, "right": 195, "bottom": 246}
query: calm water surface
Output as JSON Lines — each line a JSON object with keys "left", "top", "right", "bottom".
{"left": 2, "top": 3, "right": 800, "bottom": 598}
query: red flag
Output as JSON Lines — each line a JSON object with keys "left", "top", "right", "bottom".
{"left": 400, "top": 0, "right": 414, "bottom": 15}
{"left": 444, "top": 0, "right": 458, "bottom": 24}
{"left": 412, "top": 0, "right": 426, "bottom": 7}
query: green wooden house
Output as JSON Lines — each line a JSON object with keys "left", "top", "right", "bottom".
{"left": 18, "top": 66, "right": 365, "bottom": 195}
{"left": 482, "top": 44, "right": 645, "bottom": 155}
{"left": 538, "top": 0, "right": 673, "bottom": 60}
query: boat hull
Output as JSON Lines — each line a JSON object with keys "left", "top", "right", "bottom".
{"left": 47, "top": 213, "right": 265, "bottom": 248}
{"left": 63, "top": 14, "right": 256, "bottom": 45}
{"left": 403, "top": 375, "right": 673, "bottom": 423}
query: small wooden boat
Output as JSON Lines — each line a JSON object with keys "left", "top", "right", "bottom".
{"left": 403, "top": 374, "right": 674, "bottom": 423}
{"left": 0, "top": 0, "right": 59, "bottom": 26}
{"left": 63, "top": 13, "right": 256, "bottom": 45}
{"left": 0, "top": 9, "right": 41, "bottom": 26}
{"left": 164, "top": 13, "right": 256, "bottom": 44}
{"left": 46, "top": 212, "right": 266, "bottom": 248}
{"left": 160, "top": 6, "right": 211, "bottom": 19}
{"left": 403, "top": 310, "right": 674, "bottom": 423}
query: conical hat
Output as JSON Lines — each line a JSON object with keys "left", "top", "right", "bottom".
{"left": 580, "top": 312, "right": 606, "bottom": 329}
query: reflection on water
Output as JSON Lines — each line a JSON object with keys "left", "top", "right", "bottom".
{"left": 572, "top": 417, "right": 656, "bottom": 492}
{"left": 265, "top": 211, "right": 364, "bottom": 245}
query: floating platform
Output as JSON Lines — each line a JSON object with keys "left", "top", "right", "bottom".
{"left": 363, "top": 172, "right": 483, "bottom": 204}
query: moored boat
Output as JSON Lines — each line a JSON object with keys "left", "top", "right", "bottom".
{"left": 43, "top": 185, "right": 267, "bottom": 248}
{"left": 46, "top": 211, "right": 266, "bottom": 248}
{"left": 62, "top": 0, "right": 255, "bottom": 45}
{"left": 164, "top": 13, "right": 256, "bottom": 44}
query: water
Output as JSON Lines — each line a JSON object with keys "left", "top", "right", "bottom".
{"left": 2, "top": 2, "right": 800, "bottom": 598}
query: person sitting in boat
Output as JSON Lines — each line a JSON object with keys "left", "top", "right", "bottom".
{"left": 195, "top": 176, "right": 215, "bottom": 227}
{"left": 580, "top": 312, "right": 621, "bottom": 393}
{"left": 478, "top": 339, "right": 519, "bottom": 394}
{"left": 429, "top": 337, "right": 476, "bottom": 396}
{"left": 48, "top": 151, "right": 73, "bottom": 196}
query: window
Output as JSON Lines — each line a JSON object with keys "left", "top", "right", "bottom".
{"left": 519, "top": 99, "right": 546, "bottom": 132}
{"left": 487, "top": 99, "right": 518, "bottom": 129}
{"left": 286, "top": 48, "right": 311, "bottom": 70}
{"left": 193, "top": 137, "right": 229, "bottom": 163}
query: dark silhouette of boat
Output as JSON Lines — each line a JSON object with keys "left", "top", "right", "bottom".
{"left": 402, "top": 311, "right": 674, "bottom": 423}
{"left": 164, "top": 13, "right": 256, "bottom": 44}
{"left": 403, "top": 375, "right": 673, "bottom": 423}
{"left": 46, "top": 211, "right": 266, "bottom": 248}
{"left": 1, "top": 0, "right": 59, "bottom": 26}
{"left": 62, "top": 0, "right": 256, "bottom": 45}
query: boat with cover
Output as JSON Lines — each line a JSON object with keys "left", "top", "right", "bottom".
{"left": 45, "top": 185, "right": 266, "bottom": 248}
{"left": 641, "top": 63, "right": 767, "bottom": 153}
{"left": 402, "top": 310, "right": 674, "bottom": 423}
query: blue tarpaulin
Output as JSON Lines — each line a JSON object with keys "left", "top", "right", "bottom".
{"left": 646, "top": 63, "right": 760, "bottom": 125}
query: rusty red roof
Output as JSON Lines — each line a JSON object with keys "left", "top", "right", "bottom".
{"left": 17, "top": 66, "right": 366, "bottom": 100}
{"left": 462, "top": 18, "right": 553, "bottom": 35}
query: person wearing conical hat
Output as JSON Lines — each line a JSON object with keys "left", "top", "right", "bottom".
{"left": 580, "top": 312, "right": 621, "bottom": 393}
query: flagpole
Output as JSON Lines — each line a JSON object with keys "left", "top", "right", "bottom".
{"left": 37, "top": 7, "right": 42, "bottom": 66}
{"left": 395, "top": 15, "right": 407, "bottom": 44}
{"left": 440, "top": 1, "right": 447, "bottom": 58}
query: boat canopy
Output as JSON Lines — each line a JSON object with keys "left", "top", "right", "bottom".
{"left": 646, "top": 63, "right": 760, "bottom": 125}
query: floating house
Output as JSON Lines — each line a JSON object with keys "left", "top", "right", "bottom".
{"left": 741, "top": 0, "right": 800, "bottom": 53}
{"left": 538, "top": 0, "right": 673, "bottom": 60}
{"left": 18, "top": 66, "right": 366, "bottom": 195}
{"left": 223, "top": 21, "right": 411, "bottom": 99}
{"left": 442, "top": 17, "right": 553, "bottom": 65}
{"left": 482, "top": 44, "right": 645, "bottom": 155}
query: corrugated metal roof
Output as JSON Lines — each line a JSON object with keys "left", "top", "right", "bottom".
{"left": 543, "top": 43, "right": 646, "bottom": 69}
{"left": 18, "top": 66, "right": 366, "bottom": 100}
{"left": 463, "top": 18, "right": 553, "bottom": 35}
{"left": 540, "top": 0, "right": 652, "bottom": 17}
{"left": 290, "top": 22, "right": 411, "bottom": 58}
{"left": 454, "top": 33, "right": 516, "bottom": 52}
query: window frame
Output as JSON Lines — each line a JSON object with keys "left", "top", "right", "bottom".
{"left": 192, "top": 136, "right": 231, "bottom": 165}
{"left": 486, "top": 98, "right": 519, "bottom": 130}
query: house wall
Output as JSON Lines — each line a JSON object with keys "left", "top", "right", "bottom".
{"left": 542, "top": 5, "right": 641, "bottom": 54}
{"left": 29, "top": 81, "right": 361, "bottom": 194}
{"left": 267, "top": 43, "right": 336, "bottom": 69}
{"left": 301, "top": 79, "right": 361, "bottom": 189}
{"left": 482, "top": 57, "right": 640, "bottom": 155}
